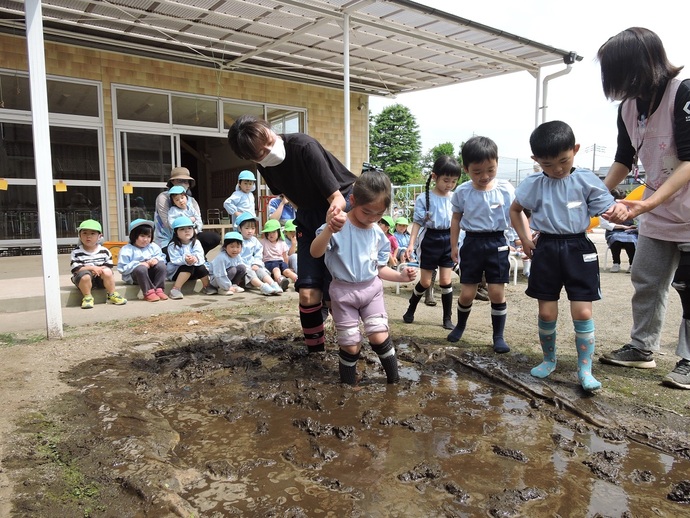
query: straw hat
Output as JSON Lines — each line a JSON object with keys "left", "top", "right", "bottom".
{"left": 169, "top": 167, "right": 195, "bottom": 187}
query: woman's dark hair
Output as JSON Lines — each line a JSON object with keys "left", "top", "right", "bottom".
{"left": 351, "top": 170, "right": 391, "bottom": 208}
{"left": 129, "top": 224, "right": 153, "bottom": 245}
{"left": 461, "top": 136, "right": 498, "bottom": 167}
{"left": 598, "top": 27, "right": 683, "bottom": 101}
{"left": 228, "top": 115, "right": 273, "bottom": 161}
{"left": 425, "top": 155, "right": 461, "bottom": 212}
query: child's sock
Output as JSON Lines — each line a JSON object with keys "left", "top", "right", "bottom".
{"left": 299, "top": 303, "right": 325, "bottom": 353}
{"left": 491, "top": 302, "right": 510, "bottom": 353}
{"left": 371, "top": 337, "right": 399, "bottom": 383}
{"left": 574, "top": 319, "right": 601, "bottom": 392}
{"left": 338, "top": 349, "right": 360, "bottom": 385}
{"left": 402, "top": 283, "right": 425, "bottom": 323}
{"left": 447, "top": 302, "right": 472, "bottom": 343}
{"left": 531, "top": 318, "right": 557, "bottom": 378}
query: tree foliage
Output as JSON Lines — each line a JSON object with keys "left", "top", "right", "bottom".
{"left": 369, "top": 104, "right": 422, "bottom": 185}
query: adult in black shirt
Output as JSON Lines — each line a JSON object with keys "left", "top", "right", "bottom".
{"left": 228, "top": 115, "right": 357, "bottom": 354}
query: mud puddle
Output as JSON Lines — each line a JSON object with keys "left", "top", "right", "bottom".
{"left": 7, "top": 334, "right": 690, "bottom": 517}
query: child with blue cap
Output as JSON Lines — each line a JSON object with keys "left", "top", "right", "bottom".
{"left": 209, "top": 231, "right": 247, "bottom": 295}
{"left": 117, "top": 219, "right": 168, "bottom": 301}
{"left": 223, "top": 170, "right": 257, "bottom": 225}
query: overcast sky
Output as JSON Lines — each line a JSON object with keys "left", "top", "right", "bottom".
{"left": 369, "top": 0, "right": 688, "bottom": 176}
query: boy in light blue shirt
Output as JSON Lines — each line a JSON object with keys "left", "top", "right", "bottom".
{"left": 510, "top": 120, "right": 628, "bottom": 392}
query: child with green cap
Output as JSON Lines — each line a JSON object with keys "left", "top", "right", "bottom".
{"left": 70, "top": 219, "right": 127, "bottom": 309}
{"left": 378, "top": 215, "right": 398, "bottom": 267}
{"left": 261, "top": 219, "right": 296, "bottom": 291}
{"left": 283, "top": 219, "right": 298, "bottom": 273}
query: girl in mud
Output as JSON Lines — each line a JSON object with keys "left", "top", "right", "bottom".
{"left": 402, "top": 155, "right": 462, "bottom": 329}
{"left": 310, "top": 170, "right": 417, "bottom": 385}
{"left": 166, "top": 216, "right": 217, "bottom": 299}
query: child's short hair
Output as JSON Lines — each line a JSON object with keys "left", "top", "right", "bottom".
{"left": 529, "top": 120, "right": 576, "bottom": 159}
{"left": 461, "top": 136, "right": 498, "bottom": 166}
{"left": 223, "top": 231, "right": 244, "bottom": 248}
{"left": 128, "top": 219, "right": 154, "bottom": 244}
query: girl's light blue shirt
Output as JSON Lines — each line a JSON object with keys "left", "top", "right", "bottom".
{"left": 412, "top": 190, "right": 453, "bottom": 230}
{"left": 239, "top": 236, "right": 264, "bottom": 268}
{"left": 166, "top": 240, "right": 206, "bottom": 278}
{"left": 209, "top": 252, "right": 244, "bottom": 290}
{"left": 317, "top": 220, "right": 389, "bottom": 283}
{"left": 117, "top": 242, "right": 166, "bottom": 283}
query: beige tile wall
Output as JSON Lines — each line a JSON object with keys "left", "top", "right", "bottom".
{"left": 1, "top": 34, "right": 369, "bottom": 237}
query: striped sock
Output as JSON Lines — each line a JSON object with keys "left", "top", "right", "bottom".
{"left": 300, "top": 303, "right": 325, "bottom": 353}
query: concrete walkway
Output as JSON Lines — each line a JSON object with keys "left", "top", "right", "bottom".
{"left": 0, "top": 230, "right": 608, "bottom": 336}
{"left": 0, "top": 248, "right": 299, "bottom": 335}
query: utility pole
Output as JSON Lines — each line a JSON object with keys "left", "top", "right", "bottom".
{"left": 585, "top": 144, "right": 606, "bottom": 172}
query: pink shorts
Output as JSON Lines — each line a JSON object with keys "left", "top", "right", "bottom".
{"left": 329, "top": 277, "right": 388, "bottom": 346}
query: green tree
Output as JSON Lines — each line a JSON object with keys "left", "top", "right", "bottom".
{"left": 369, "top": 104, "right": 422, "bottom": 185}
{"left": 421, "top": 142, "right": 456, "bottom": 174}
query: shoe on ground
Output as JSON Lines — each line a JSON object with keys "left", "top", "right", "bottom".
{"left": 143, "top": 289, "right": 160, "bottom": 302}
{"left": 260, "top": 283, "right": 274, "bottom": 296}
{"left": 155, "top": 288, "right": 168, "bottom": 300}
{"left": 231, "top": 284, "right": 245, "bottom": 293}
{"left": 81, "top": 295, "right": 94, "bottom": 309}
{"left": 610, "top": 263, "right": 621, "bottom": 273}
{"left": 442, "top": 318, "right": 453, "bottom": 330}
{"left": 169, "top": 287, "right": 184, "bottom": 299}
{"left": 474, "top": 288, "right": 489, "bottom": 301}
{"left": 270, "top": 282, "right": 283, "bottom": 295}
{"left": 599, "top": 343, "right": 656, "bottom": 368}
{"left": 217, "top": 288, "right": 234, "bottom": 296}
{"left": 279, "top": 277, "right": 290, "bottom": 292}
{"left": 424, "top": 295, "right": 437, "bottom": 306}
{"left": 107, "top": 291, "right": 127, "bottom": 305}
{"left": 662, "top": 359, "right": 690, "bottom": 389}
{"left": 202, "top": 285, "right": 218, "bottom": 295}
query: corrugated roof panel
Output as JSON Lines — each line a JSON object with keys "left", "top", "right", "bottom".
{"left": 0, "top": 0, "right": 580, "bottom": 95}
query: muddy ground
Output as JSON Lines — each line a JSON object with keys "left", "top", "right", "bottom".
{"left": 0, "top": 266, "right": 689, "bottom": 517}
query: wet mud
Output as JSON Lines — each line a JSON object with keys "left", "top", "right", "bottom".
{"left": 5, "top": 327, "right": 690, "bottom": 517}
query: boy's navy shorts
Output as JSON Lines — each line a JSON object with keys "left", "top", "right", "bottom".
{"left": 526, "top": 233, "right": 601, "bottom": 302}
{"left": 265, "top": 259, "right": 289, "bottom": 273}
{"left": 72, "top": 270, "right": 104, "bottom": 289}
{"left": 459, "top": 231, "right": 510, "bottom": 284}
{"left": 418, "top": 228, "right": 454, "bottom": 271}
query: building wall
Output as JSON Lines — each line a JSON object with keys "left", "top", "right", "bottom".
{"left": 0, "top": 33, "right": 369, "bottom": 237}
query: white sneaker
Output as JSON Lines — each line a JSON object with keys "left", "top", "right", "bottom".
{"left": 610, "top": 264, "right": 621, "bottom": 273}
{"left": 260, "top": 284, "right": 274, "bottom": 296}
{"left": 218, "top": 288, "right": 234, "bottom": 296}
{"left": 231, "top": 284, "right": 245, "bottom": 293}
{"left": 270, "top": 282, "right": 283, "bottom": 295}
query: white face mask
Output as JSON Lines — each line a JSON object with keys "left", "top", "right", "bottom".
{"left": 259, "top": 136, "right": 286, "bottom": 167}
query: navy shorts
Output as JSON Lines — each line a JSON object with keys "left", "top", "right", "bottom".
{"left": 526, "top": 233, "right": 601, "bottom": 301}
{"left": 265, "top": 259, "right": 289, "bottom": 273}
{"left": 418, "top": 228, "right": 454, "bottom": 270}
{"left": 459, "top": 231, "right": 510, "bottom": 284}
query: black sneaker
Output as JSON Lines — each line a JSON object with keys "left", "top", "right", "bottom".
{"left": 599, "top": 344, "right": 656, "bottom": 369}
{"left": 662, "top": 359, "right": 690, "bottom": 389}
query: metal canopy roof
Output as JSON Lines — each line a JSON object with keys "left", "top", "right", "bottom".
{"left": 0, "top": 0, "right": 581, "bottom": 96}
